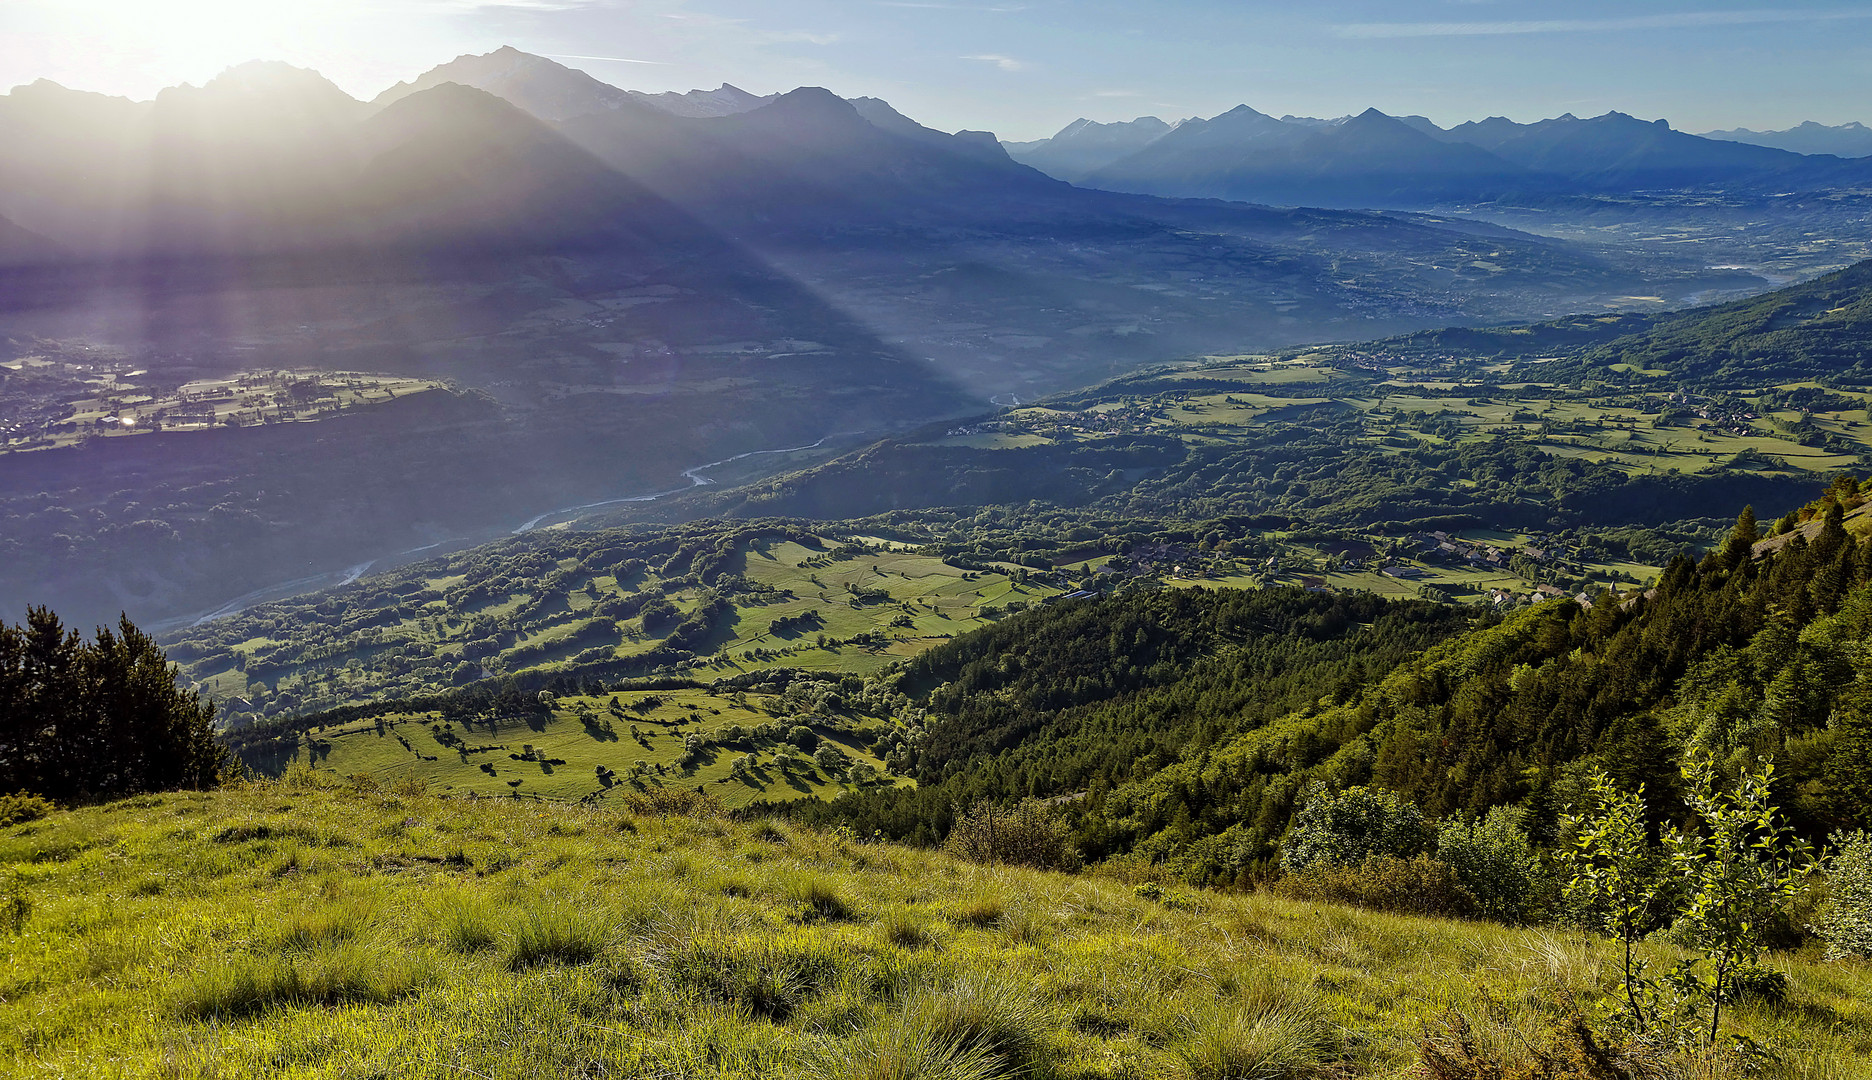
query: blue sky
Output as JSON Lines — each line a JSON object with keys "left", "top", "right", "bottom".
{"left": 4, "top": 0, "right": 1870, "bottom": 139}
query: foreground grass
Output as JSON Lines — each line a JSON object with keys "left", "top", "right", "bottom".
{"left": 3, "top": 783, "right": 1869, "bottom": 1079}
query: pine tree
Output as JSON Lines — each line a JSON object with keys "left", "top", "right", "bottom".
{"left": 0, "top": 608, "right": 229, "bottom": 802}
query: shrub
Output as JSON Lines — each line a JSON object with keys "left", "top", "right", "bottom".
{"left": 0, "top": 792, "right": 55, "bottom": 827}
{"left": 616, "top": 787, "right": 724, "bottom": 818}
{"left": 1436, "top": 806, "right": 1544, "bottom": 922}
{"left": 944, "top": 800, "right": 1080, "bottom": 871}
{"left": 1275, "top": 855, "right": 1478, "bottom": 918}
{"left": 1173, "top": 1004, "right": 1338, "bottom": 1080}
{"left": 1814, "top": 830, "right": 1872, "bottom": 961}
{"left": 1282, "top": 782, "right": 1429, "bottom": 874}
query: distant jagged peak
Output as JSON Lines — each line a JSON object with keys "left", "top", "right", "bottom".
{"left": 1048, "top": 115, "right": 1170, "bottom": 140}
{"left": 154, "top": 60, "right": 361, "bottom": 116}
{"left": 373, "top": 47, "right": 655, "bottom": 124}
{"left": 627, "top": 82, "right": 777, "bottom": 118}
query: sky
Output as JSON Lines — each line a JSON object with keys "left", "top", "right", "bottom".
{"left": 3, "top": 0, "right": 1871, "bottom": 140}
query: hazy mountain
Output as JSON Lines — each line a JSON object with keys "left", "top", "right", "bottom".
{"left": 372, "top": 45, "right": 653, "bottom": 124}
{"left": 1085, "top": 107, "right": 1527, "bottom": 207}
{"left": 1437, "top": 111, "right": 1810, "bottom": 188}
{"left": 848, "top": 97, "right": 1018, "bottom": 167}
{"left": 1701, "top": 121, "right": 1872, "bottom": 159}
{"left": 354, "top": 83, "right": 708, "bottom": 254}
{"left": 627, "top": 83, "right": 776, "bottom": 118}
{"left": 0, "top": 213, "right": 63, "bottom": 266}
{"left": 1002, "top": 116, "right": 1172, "bottom": 182}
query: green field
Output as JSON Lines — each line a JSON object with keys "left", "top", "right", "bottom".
{"left": 922, "top": 356, "right": 1872, "bottom": 478}
{"left": 275, "top": 688, "right": 904, "bottom": 807}
{"left": 167, "top": 527, "right": 1066, "bottom": 730}
{"left": 4, "top": 784, "right": 1866, "bottom": 1078}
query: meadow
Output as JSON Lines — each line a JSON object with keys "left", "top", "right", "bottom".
{"left": 273, "top": 687, "right": 903, "bottom": 807}
{"left": 930, "top": 356, "right": 1872, "bottom": 479}
{"left": 166, "top": 528, "right": 1066, "bottom": 730}
{"left": 3, "top": 781, "right": 1867, "bottom": 1079}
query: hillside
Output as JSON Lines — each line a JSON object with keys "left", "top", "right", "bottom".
{"left": 1549, "top": 258, "right": 1872, "bottom": 386}
{"left": 161, "top": 522, "right": 1068, "bottom": 729}
{"left": 4, "top": 783, "right": 1866, "bottom": 1078}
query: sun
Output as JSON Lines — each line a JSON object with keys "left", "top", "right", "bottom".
{"left": 3, "top": 0, "right": 392, "bottom": 100}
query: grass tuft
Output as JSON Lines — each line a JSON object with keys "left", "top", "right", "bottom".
{"left": 179, "top": 941, "right": 426, "bottom": 1019}
{"left": 879, "top": 909, "right": 940, "bottom": 950}
{"left": 505, "top": 904, "right": 611, "bottom": 969}
{"left": 433, "top": 891, "right": 501, "bottom": 953}
{"left": 813, "top": 1020, "right": 1000, "bottom": 1080}
{"left": 948, "top": 895, "right": 1005, "bottom": 929}
{"left": 905, "top": 973, "right": 1055, "bottom": 1079}
{"left": 787, "top": 874, "right": 859, "bottom": 923}
{"left": 1172, "top": 1004, "right": 1339, "bottom": 1080}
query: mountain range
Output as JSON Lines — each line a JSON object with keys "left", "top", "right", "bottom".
{"left": 0, "top": 48, "right": 1788, "bottom": 629}
{"left": 1700, "top": 120, "right": 1872, "bottom": 159}
{"left": 1007, "top": 106, "right": 1872, "bottom": 208}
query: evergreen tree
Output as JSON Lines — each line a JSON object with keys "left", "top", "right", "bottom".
{"left": 0, "top": 607, "right": 229, "bottom": 802}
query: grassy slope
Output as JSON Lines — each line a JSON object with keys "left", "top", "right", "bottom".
{"left": 173, "top": 533, "right": 1062, "bottom": 726}
{"left": 282, "top": 689, "right": 900, "bottom": 807}
{"left": 997, "top": 356, "right": 1872, "bottom": 478}
{"left": 3, "top": 784, "right": 1868, "bottom": 1079}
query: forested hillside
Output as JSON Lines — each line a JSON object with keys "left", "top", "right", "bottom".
{"left": 1537, "top": 258, "right": 1872, "bottom": 385}
{"left": 797, "top": 479, "right": 1872, "bottom": 887}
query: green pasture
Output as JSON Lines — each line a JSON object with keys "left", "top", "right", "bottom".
{"left": 273, "top": 689, "right": 900, "bottom": 808}
{"left": 3, "top": 785, "right": 1866, "bottom": 1078}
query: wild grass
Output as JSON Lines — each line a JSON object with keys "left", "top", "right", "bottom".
{"left": 2, "top": 783, "right": 1869, "bottom": 1079}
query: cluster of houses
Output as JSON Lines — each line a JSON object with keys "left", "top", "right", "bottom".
{"left": 1660, "top": 392, "right": 1760, "bottom": 437}
{"left": 948, "top": 402, "right": 1172, "bottom": 441}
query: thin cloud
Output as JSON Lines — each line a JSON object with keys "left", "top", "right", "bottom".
{"left": 879, "top": 2, "right": 1029, "bottom": 10}
{"left": 546, "top": 52, "right": 672, "bottom": 65}
{"left": 1340, "top": 8, "right": 1872, "bottom": 38}
{"left": 1091, "top": 90, "right": 1139, "bottom": 98}
{"left": 963, "top": 53, "right": 1024, "bottom": 72}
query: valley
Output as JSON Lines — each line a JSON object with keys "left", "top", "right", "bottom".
{"left": 9, "top": 38, "right": 1872, "bottom": 1080}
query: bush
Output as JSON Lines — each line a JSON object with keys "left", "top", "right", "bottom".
{"left": 616, "top": 787, "right": 724, "bottom": 818}
{"left": 1281, "top": 782, "right": 1429, "bottom": 874}
{"left": 1814, "top": 830, "right": 1872, "bottom": 961}
{"left": 1275, "top": 855, "right": 1478, "bottom": 918}
{"left": 1436, "top": 806, "right": 1543, "bottom": 922}
{"left": 0, "top": 792, "right": 54, "bottom": 827}
{"left": 944, "top": 799, "right": 1080, "bottom": 871}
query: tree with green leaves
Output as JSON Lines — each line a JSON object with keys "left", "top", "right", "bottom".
{"left": 1560, "top": 770, "right": 1669, "bottom": 1033}
{"left": 0, "top": 607, "right": 230, "bottom": 803}
{"left": 1667, "top": 754, "right": 1814, "bottom": 1046}
{"left": 1562, "top": 755, "right": 1812, "bottom": 1050}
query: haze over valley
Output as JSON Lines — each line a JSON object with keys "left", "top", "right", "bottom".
{"left": 8, "top": 19, "right": 1872, "bottom": 1078}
